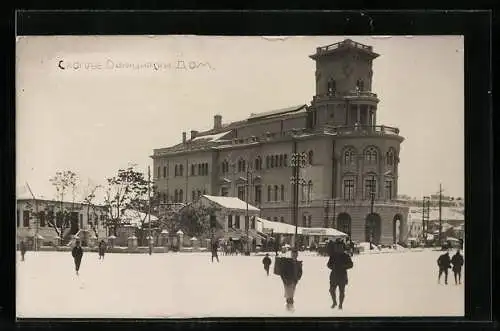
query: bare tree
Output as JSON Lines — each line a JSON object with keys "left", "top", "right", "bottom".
{"left": 104, "top": 167, "right": 149, "bottom": 237}
{"left": 47, "top": 170, "right": 80, "bottom": 245}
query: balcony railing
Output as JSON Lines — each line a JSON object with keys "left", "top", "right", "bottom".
{"left": 313, "top": 91, "right": 378, "bottom": 102}
{"left": 316, "top": 39, "right": 373, "bottom": 54}
{"left": 323, "top": 125, "right": 400, "bottom": 136}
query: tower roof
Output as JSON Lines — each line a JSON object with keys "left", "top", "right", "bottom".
{"left": 309, "top": 39, "right": 379, "bottom": 60}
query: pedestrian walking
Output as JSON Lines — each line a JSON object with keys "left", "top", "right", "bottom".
{"left": 437, "top": 251, "right": 452, "bottom": 284}
{"left": 20, "top": 239, "right": 26, "bottom": 262}
{"left": 72, "top": 240, "right": 84, "bottom": 276}
{"left": 451, "top": 249, "right": 464, "bottom": 285}
{"left": 211, "top": 240, "right": 220, "bottom": 263}
{"left": 276, "top": 248, "right": 303, "bottom": 311}
{"left": 98, "top": 240, "right": 106, "bottom": 260}
{"left": 262, "top": 253, "right": 272, "bottom": 276}
{"left": 327, "top": 240, "right": 353, "bottom": 310}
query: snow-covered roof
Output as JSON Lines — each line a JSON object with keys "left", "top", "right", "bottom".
{"left": 192, "top": 131, "right": 231, "bottom": 142}
{"left": 201, "top": 195, "right": 260, "bottom": 212}
{"left": 247, "top": 104, "right": 307, "bottom": 121}
{"left": 120, "top": 209, "right": 159, "bottom": 228}
{"left": 256, "top": 218, "right": 347, "bottom": 237}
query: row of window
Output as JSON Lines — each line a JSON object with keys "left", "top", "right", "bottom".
{"left": 157, "top": 162, "right": 210, "bottom": 179}
{"left": 343, "top": 147, "right": 397, "bottom": 166}
{"left": 342, "top": 178, "right": 394, "bottom": 200}
{"left": 326, "top": 79, "right": 365, "bottom": 95}
{"left": 16, "top": 210, "right": 106, "bottom": 228}
{"left": 221, "top": 151, "right": 314, "bottom": 175}
{"left": 228, "top": 182, "right": 314, "bottom": 204}
{"left": 227, "top": 215, "right": 256, "bottom": 230}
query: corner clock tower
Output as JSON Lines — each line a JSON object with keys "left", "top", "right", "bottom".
{"left": 308, "top": 39, "right": 380, "bottom": 128}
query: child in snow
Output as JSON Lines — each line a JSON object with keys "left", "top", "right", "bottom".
{"left": 262, "top": 253, "right": 272, "bottom": 276}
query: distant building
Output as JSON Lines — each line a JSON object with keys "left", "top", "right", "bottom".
{"left": 151, "top": 39, "right": 409, "bottom": 245}
{"left": 16, "top": 198, "right": 108, "bottom": 246}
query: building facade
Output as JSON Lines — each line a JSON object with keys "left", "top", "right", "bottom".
{"left": 151, "top": 39, "right": 409, "bottom": 245}
{"left": 17, "top": 198, "right": 108, "bottom": 246}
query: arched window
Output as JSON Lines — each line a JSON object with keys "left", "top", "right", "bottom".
{"left": 302, "top": 215, "right": 307, "bottom": 227}
{"left": 163, "top": 166, "right": 167, "bottom": 178}
{"left": 307, "top": 180, "right": 313, "bottom": 202}
{"left": 157, "top": 166, "right": 161, "bottom": 178}
{"left": 280, "top": 216, "right": 285, "bottom": 223}
{"left": 267, "top": 186, "right": 272, "bottom": 202}
{"left": 343, "top": 148, "right": 355, "bottom": 165}
{"left": 274, "top": 185, "right": 279, "bottom": 201}
{"left": 364, "top": 147, "right": 378, "bottom": 164}
{"left": 266, "top": 156, "right": 270, "bottom": 168}
{"left": 357, "top": 79, "right": 364, "bottom": 91}
{"left": 178, "top": 189, "right": 183, "bottom": 202}
{"left": 274, "top": 155, "right": 279, "bottom": 167}
{"left": 255, "top": 156, "right": 260, "bottom": 170}
{"left": 242, "top": 160, "right": 246, "bottom": 173}
{"left": 308, "top": 150, "right": 314, "bottom": 165}
{"left": 280, "top": 184, "right": 285, "bottom": 201}
{"left": 192, "top": 164, "right": 196, "bottom": 176}
{"left": 328, "top": 79, "right": 336, "bottom": 95}
{"left": 386, "top": 148, "right": 396, "bottom": 166}
{"left": 308, "top": 215, "right": 312, "bottom": 227}
{"left": 279, "top": 155, "right": 284, "bottom": 167}
{"left": 284, "top": 154, "right": 288, "bottom": 167}
{"left": 175, "top": 165, "right": 178, "bottom": 176}
{"left": 174, "top": 189, "right": 179, "bottom": 202}
{"left": 179, "top": 164, "right": 184, "bottom": 176}
{"left": 270, "top": 156, "right": 275, "bottom": 168}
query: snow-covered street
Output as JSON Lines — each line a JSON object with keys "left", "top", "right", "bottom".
{"left": 16, "top": 250, "right": 464, "bottom": 318}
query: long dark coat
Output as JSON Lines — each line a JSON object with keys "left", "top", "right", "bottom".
{"left": 327, "top": 252, "right": 353, "bottom": 286}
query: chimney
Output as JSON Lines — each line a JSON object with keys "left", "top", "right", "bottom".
{"left": 214, "top": 114, "right": 222, "bottom": 129}
{"left": 190, "top": 130, "right": 198, "bottom": 140}
{"left": 182, "top": 132, "right": 187, "bottom": 144}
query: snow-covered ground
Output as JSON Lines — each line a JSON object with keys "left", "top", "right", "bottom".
{"left": 16, "top": 250, "right": 464, "bottom": 318}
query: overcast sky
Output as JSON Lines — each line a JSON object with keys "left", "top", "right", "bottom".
{"left": 16, "top": 35, "right": 464, "bottom": 202}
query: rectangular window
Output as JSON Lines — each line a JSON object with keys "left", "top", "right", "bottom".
{"left": 235, "top": 215, "right": 240, "bottom": 229}
{"left": 158, "top": 166, "right": 161, "bottom": 178}
{"left": 221, "top": 187, "right": 229, "bottom": 197}
{"left": 23, "top": 210, "right": 30, "bottom": 227}
{"left": 163, "top": 166, "right": 167, "bottom": 178}
{"left": 365, "top": 178, "right": 376, "bottom": 200}
{"left": 237, "top": 186, "right": 245, "bottom": 201}
{"left": 343, "top": 179, "right": 355, "bottom": 200}
{"left": 39, "top": 211, "right": 46, "bottom": 227}
{"left": 228, "top": 215, "right": 233, "bottom": 229}
{"left": 280, "top": 216, "right": 285, "bottom": 223}
{"left": 255, "top": 185, "right": 262, "bottom": 204}
{"left": 385, "top": 180, "right": 393, "bottom": 200}
{"left": 17, "top": 210, "right": 20, "bottom": 228}
{"left": 251, "top": 217, "right": 255, "bottom": 229}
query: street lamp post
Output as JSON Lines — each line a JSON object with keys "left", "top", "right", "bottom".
{"left": 290, "top": 146, "right": 308, "bottom": 249}
{"left": 245, "top": 167, "right": 254, "bottom": 255}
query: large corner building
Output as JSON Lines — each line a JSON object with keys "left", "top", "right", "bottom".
{"left": 151, "top": 39, "right": 409, "bottom": 245}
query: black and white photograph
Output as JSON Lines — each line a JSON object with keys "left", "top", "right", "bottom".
{"left": 16, "top": 35, "right": 465, "bottom": 318}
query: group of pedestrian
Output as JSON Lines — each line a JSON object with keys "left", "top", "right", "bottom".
{"left": 437, "top": 249, "right": 464, "bottom": 285}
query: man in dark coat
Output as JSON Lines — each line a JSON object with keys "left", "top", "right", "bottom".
{"left": 327, "top": 241, "right": 353, "bottom": 310}
{"left": 211, "top": 240, "right": 219, "bottom": 263}
{"left": 437, "top": 251, "right": 452, "bottom": 284}
{"left": 451, "top": 249, "right": 464, "bottom": 285}
{"left": 72, "top": 240, "right": 84, "bottom": 276}
{"left": 98, "top": 240, "right": 106, "bottom": 260}
{"left": 279, "top": 249, "right": 303, "bottom": 311}
{"left": 20, "top": 239, "right": 26, "bottom": 262}
{"left": 262, "top": 253, "right": 272, "bottom": 276}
